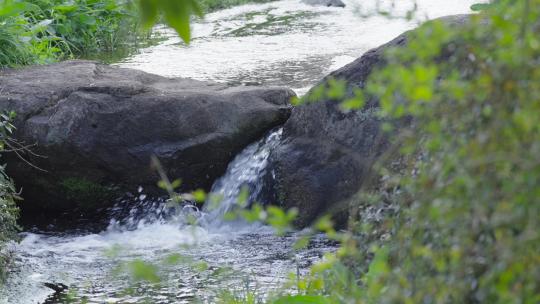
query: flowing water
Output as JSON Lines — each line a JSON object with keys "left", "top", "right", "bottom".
{"left": 120, "top": 0, "right": 479, "bottom": 95}
{"left": 201, "top": 128, "right": 282, "bottom": 227}
{"left": 2, "top": 1, "right": 478, "bottom": 303}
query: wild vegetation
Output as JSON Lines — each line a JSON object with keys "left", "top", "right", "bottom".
{"left": 0, "top": 0, "right": 149, "bottom": 66}
{"left": 0, "top": 112, "right": 19, "bottom": 283}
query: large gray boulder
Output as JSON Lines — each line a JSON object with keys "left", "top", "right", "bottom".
{"left": 268, "top": 15, "right": 470, "bottom": 227}
{"left": 0, "top": 60, "right": 293, "bottom": 214}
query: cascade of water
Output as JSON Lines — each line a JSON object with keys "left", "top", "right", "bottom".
{"left": 91, "top": 128, "right": 282, "bottom": 234}
{"left": 200, "top": 128, "right": 283, "bottom": 227}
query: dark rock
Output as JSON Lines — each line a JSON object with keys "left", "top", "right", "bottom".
{"left": 0, "top": 60, "right": 294, "bottom": 214}
{"left": 43, "top": 282, "right": 69, "bottom": 304}
{"left": 43, "top": 282, "right": 68, "bottom": 293}
{"left": 302, "top": 0, "right": 346, "bottom": 7}
{"left": 268, "top": 15, "right": 471, "bottom": 227}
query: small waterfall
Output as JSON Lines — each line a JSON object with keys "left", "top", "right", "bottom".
{"left": 201, "top": 128, "right": 283, "bottom": 226}
{"left": 92, "top": 128, "right": 282, "bottom": 233}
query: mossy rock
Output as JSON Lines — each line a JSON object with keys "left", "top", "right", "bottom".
{"left": 59, "top": 177, "right": 117, "bottom": 211}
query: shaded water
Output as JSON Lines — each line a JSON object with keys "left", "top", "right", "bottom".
{"left": 2, "top": 0, "right": 478, "bottom": 303}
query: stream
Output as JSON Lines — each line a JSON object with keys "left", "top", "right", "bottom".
{"left": 1, "top": 0, "right": 477, "bottom": 303}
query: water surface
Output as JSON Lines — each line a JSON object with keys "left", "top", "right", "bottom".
{"left": 120, "top": 0, "right": 479, "bottom": 94}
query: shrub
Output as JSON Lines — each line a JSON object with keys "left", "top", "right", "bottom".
{"left": 0, "top": 0, "right": 146, "bottom": 67}
{"left": 0, "top": 0, "right": 39, "bottom": 66}
{"left": 27, "top": 0, "right": 142, "bottom": 57}
{"left": 290, "top": 0, "right": 540, "bottom": 303}
{"left": 0, "top": 113, "right": 20, "bottom": 283}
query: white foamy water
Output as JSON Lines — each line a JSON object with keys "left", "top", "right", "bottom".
{"left": 2, "top": 1, "right": 479, "bottom": 303}
{"left": 119, "top": 0, "right": 479, "bottom": 95}
{"left": 201, "top": 128, "right": 282, "bottom": 226}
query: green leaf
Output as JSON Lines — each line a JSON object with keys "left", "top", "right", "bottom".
{"left": 290, "top": 95, "right": 302, "bottom": 106}
{"left": 78, "top": 14, "right": 97, "bottom": 26}
{"left": 191, "top": 188, "right": 206, "bottom": 203}
{"left": 54, "top": 4, "right": 78, "bottom": 13}
{"left": 326, "top": 78, "right": 347, "bottom": 100}
{"left": 126, "top": 259, "right": 160, "bottom": 283}
{"left": 470, "top": 3, "right": 491, "bottom": 11}
{"left": 273, "top": 295, "right": 330, "bottom": 304}
{"left": 206, "top": 193, "right": 223, "bottom": 211}
{"left": 314, "top": 215, "right": 334, "bottom": 233}
{"left": 139, "top": 0, "right": 159, "bottom": 29}
{"left": 171, "top": 179, "right": 182, "bottom": 189}
{"left": 194, "top": 260, "right": 208, "bottom": 272}
{"left": 236, "top": 185, "right": 249, "bottom": 207}
{"left": 163, "top": 253, "right": 192, "bottom": 265}
{"left": 164, "top": 7, "right": 191, "bottom": 43}
{"left": 340, "top": 94, "right": 365, "bottom": 111}
{"left": 293, "top": 235, "right": 311, "bottom": 250}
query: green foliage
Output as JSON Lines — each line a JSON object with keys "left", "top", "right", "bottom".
{"left": 0, "top": 168, "right": 19, "bottom": 283}
{"left": 222, "top": 202, "right": 298, "bottom": 235}
{"left": 0, "top": 0, "right": 38, "bottom": 66}
{"left": 272, "top": 295, "right": 330, "bottom": 304}
{"left": 359, "top": 1, "right": 539, "bottom": 302}
{"left": 2, "top": 0, "right": 534, "bottom": 302}
{"left": 60, "top": 177, "right": 114, "bottom": 209}
{"left": 0, "top": 0, "right": 150, "bottom": 67}
{"left": 138, "top": 0, "right": 202, "bottom": 43}
{"left": 0, "top": 168, "right": 18, "bottom": 245}
{"left": 30, "top": 0, "right": 143, "bottom": 56}
{"left": 286, "top": 0, "right": 540, "bottom": 303}
{"left": 137, "top": 0, "right": 278, "bottom": 43}
{"left": 0, "top": 112, "right": 20, "bottom": 283}
{"left": 125, "top": 259, "right": 161, "bottom": 283}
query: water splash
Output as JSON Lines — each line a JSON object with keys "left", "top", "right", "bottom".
{"left": 201, "top": 128, "right": 283, "bottom": 227}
